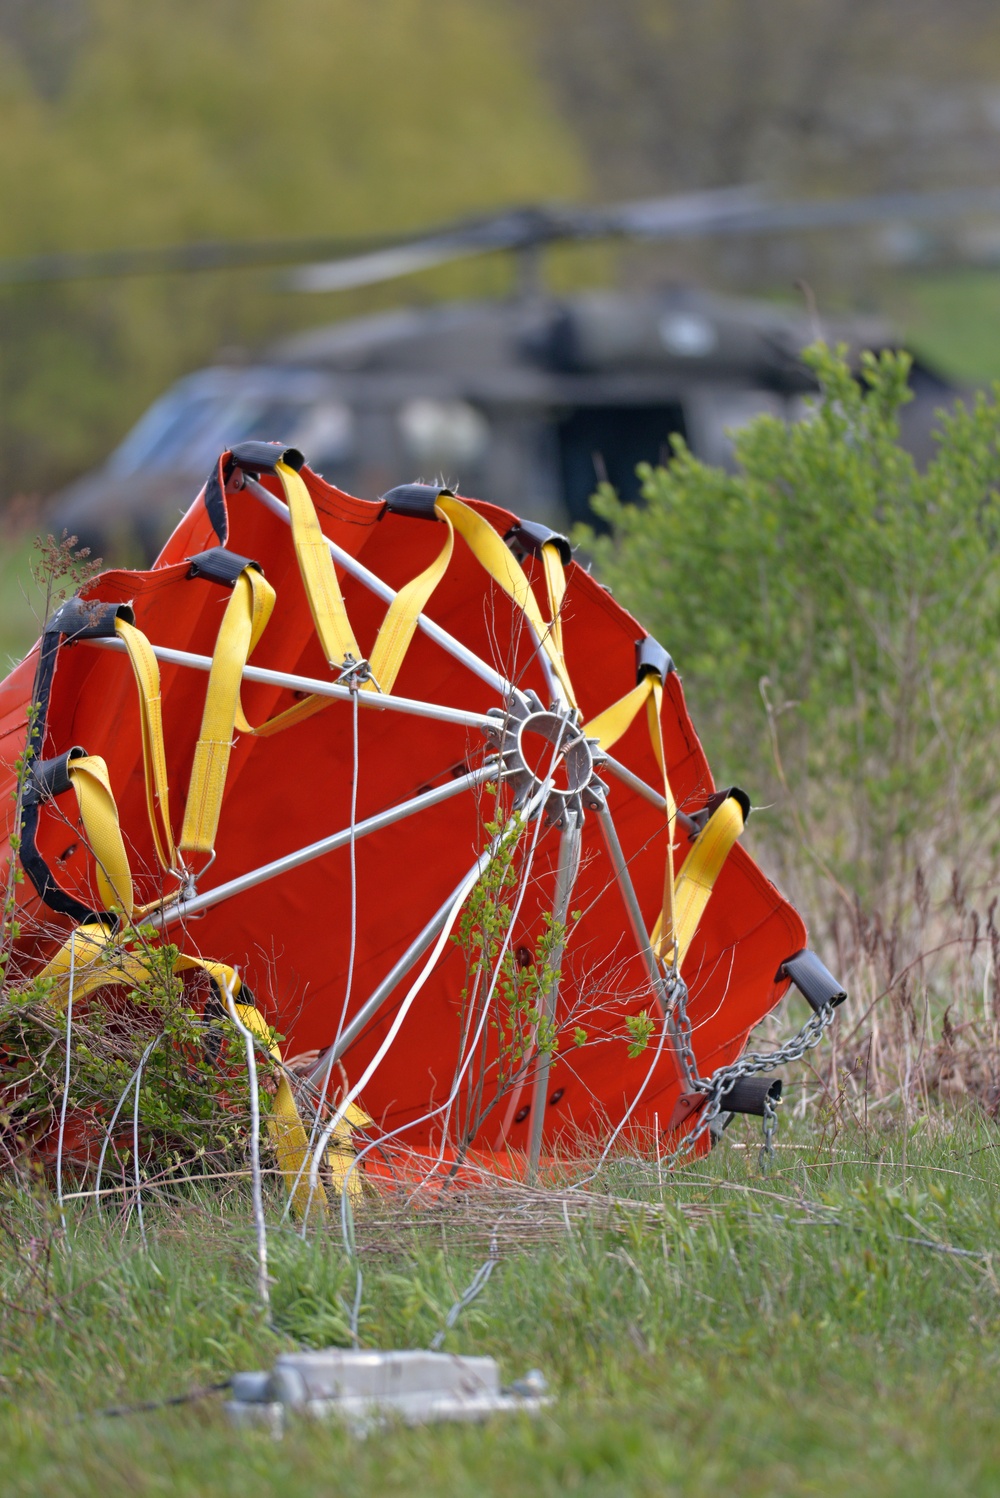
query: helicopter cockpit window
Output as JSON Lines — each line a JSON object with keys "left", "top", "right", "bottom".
{"left": 104, "top": 379, "right": 355, "bottom": 481}
{"left": 106, "top": 386, "right": 222, "bottom": 478}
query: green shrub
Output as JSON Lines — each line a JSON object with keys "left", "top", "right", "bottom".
{"left": 577, "top": 346, "right": 1000, "bottom": 901}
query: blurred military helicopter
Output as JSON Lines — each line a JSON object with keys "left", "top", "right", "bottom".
{"left": 36, "top": 182, "right": 992, "bottom": 558}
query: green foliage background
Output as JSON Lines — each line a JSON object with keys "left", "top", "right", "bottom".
{"left": 578, "top": 347, "right": 1000, "bottom": 901}
{"left": 0, "top": 0, "right": 585, "bottom": 498}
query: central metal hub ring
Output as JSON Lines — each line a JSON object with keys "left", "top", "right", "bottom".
{"left": 514, "top": 710, "right": 594, "bottom": 802}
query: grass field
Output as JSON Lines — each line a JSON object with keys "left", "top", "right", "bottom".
{"left": 1, "top": 1110, "right": 998, "bottom": 1498}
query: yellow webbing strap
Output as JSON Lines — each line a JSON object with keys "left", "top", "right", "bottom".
{"left": 31, "top": 931, "right": 343, "bottom": 1217}
{"left": 584, "top": 671, "right": 746, "bottom": 971}
{"left": 651, "top": 795, "right": 745, "bottom": 969}
{"left": 368, "top": 507, "right": 454, "bottom": 693}
{"left": 272, "top": 460, "right": 455, "bottom": 700}
{"left": 33, "top": 922, "right": 144, "bottom": 1004}
{"left": 584, "top": 673, "right": 678, "bottom": 959}
{"left": 435, "top": 495, "right": 577, "bottom": 708}
{"left": 540, "top": 540, "right": 567, "bottom": 665}
{"left": 275, "top": 467, "right": 573, "bottom": 709}
{"left": 180, "top": 566, "right": 275, "bottom": 856}
{"left": 322, "top": 1098, "right": 373, "bottom": 1205}
{"left": 114, "top": 617, "right": 176, "bottom": 873}
{"left": 233, "top": 1004, "right": 371, "bottom": 1209}
{"left": 65, "top": 755, "right": 134, "bottom": 919}
{"left": 227, "top": 1000, "right": 334, "bottom": 1217}
{"left": 275, "top": 460, "right": 367, "bottom": 676}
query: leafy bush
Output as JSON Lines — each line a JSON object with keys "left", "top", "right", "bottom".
{"left": 577, "top": 346, "right": 1000, "bottom": 902}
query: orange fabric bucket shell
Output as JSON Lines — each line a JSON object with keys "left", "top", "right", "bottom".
{"left": 0, "top": 463, "right": 806, "bottom": 1157}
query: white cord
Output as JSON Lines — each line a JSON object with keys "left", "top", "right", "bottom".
{"left": 55, "top": 929, "right": 76, "bottom": 1240}
{"left": 93, "top": 1036, "right": 161, "bottom": 1207}
{"left": 222, "top": 974, "right": 270, "bottom": 1313}
{"left": 285, "top": 682, "right": 362, "bottom": 1228}
{"left": 132, "top": 1034, "right": 148, "bottom": 1251}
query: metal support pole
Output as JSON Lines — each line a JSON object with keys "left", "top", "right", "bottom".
{"left": 87, "top": 635, "right": 493, "bottom": 734}
{"left": 313, "top": 785, "right": 548, "bottom": 1074}
{"left": 148, "top": 762, "right": 502, "bottom": 928}
{"left": 598, "top": 752, "right": 697, "bottom": 834}
{"left": 316, "top": 872, "right": 471, "bottom": 1072}
{"left": 526, "top": 810, "right": 582, "bottom": 1179}
{"left": 593, "top": 796, "right": 694, "bottom": 1089}
{"left": 244, "top": 476, "right": 530, "bottom": 709}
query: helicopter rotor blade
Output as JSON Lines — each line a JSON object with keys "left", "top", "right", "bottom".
{"left": 287, "top": 187, "right": 769, "bottom": 292}
{"left": 3, "top": 183, "right": 1000, "bottom": 291}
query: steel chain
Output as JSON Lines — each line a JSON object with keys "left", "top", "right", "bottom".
{"left": 759, "top": 1091, "right": 779, "bottom": 1172}
{"left": 660, "top": 972, "right": 836, "bottom": 1168}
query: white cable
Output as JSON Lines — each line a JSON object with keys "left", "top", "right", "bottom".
{"left": 304, "top": 863, "right": 481, "bottom": 1207}
{"left": 55, "top": 929, "right": 76, "bottom": 1240}
{"left": 330, "top": 768, "right": 562, "bottom": 1214}
{"left": 304, "top": 780, "right": 552, "bottom": 1215}
{"left": 93, "top": 1036, "right": 161, "bottom": 1207}
{"left": 132, "top": 1034, "right": 149, "bottom": 1251}
{"left": 222, "top": 974, "right": 270, "bottom": 1312}
{"left": 285, "top": 683, "right": 362, "bottom": 1228}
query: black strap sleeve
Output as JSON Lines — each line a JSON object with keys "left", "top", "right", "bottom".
{"left": 778, "top": 949, "right": 847, "bottom": 1010}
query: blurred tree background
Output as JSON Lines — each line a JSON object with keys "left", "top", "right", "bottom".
{"left": 0, "top": 0, "right": 585, "bottom": 499}
{"left": 4, "top": 0, "right": 1000, "bottom": 507}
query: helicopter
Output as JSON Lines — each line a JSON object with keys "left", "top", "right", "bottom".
{"left": 43, "top": 184, "right": 976, "bottom": 558}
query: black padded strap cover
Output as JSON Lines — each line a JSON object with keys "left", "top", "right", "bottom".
{"left": 688, "top": 786, "right": 752, "bottom": 835}
{"left": 50, "top": 598, "right": 134, "bottom": 643}
{"left": 721, "top": 1076, "right": 782, "bottom": 1116}
{"left": 636, "top": 634, "right": 674, "bottom": 683}
{"left": 186, "top": 548, "right": 261, "bottom": 586}
{"left": 504, "top": 519, "right": 572, "bottom": 566}
{"left": 228, "top": 441, "right": 304, "bottom": 475}
{"left": 22, "top": 746, "right": 87, "bottom": 809}
{"left": 381, "top": 483, "right": 453, "bottom": 521}
{"left": 778, "top": 949, "right": 847, "bottom": 1010}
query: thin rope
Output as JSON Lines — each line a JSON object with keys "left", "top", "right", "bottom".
{"left": 55, "top": 929, "right": 76, "bottom": 1240}
{"left": 132, "top": 1032, "right": 148, "bottom": 1250}
{"left": 94, "top": 1035, "right": 161, "bottom": 1209}
{"left": 223, "top": 974, "right": 271, "bottom": 1314}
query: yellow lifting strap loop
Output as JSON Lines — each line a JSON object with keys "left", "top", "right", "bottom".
{"left": 647, "top": 677, "right": 678, "bottom": 965}
{"left": 435, "top": 494, "right": 577, "bottom": 709}
{"left": 275, "top": 459, "right": 368, "bottom": 677}
{"left": 180, "top": 566, "right": 275, "bottom": 856}
{"left": 367, "top": 504, "right": 455, "bottom": 694}
{"left": 651, "top": 794, "right": 746, "bottom": 969}
{"left": 540, "top": 540, "right": 567, "bottom": 663}
{"left": 228, "top": 1002, "right": 370, "bottom": 1209}
{"left": 222, "top": 998, "right": 330, "bottom": 1219}
{"left": 65, "top": 755, "right": 135, "bottom": 919}
{"left": 114, "top": 617, "right": 176, "bottom": 874}
{"left": 583, "top": 672, "right": 679, "bottom": 962}
{"left": 274, "top": 461, "right": 455, "bottom": 700}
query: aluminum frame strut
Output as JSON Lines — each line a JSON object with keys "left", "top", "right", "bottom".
{"left": 526, "top": 809, "right": 582, "bottom": 1178}
{"left": 150, "top": 762, "right": 502, "bottom": 928}
{"left": 598, "top": 752, "right": 697, "bottom": 835}
{"left": 87, "top": 636, "right": 493, "bottom": 734}
{"left": 593, "top": 796, "right": 694, "bottom": 1090}
{"left": 309, "top": 782, "right": 551, "bottom": 1078}
{"left": 244, "top": 476, "right": 531, "bottom": 709}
